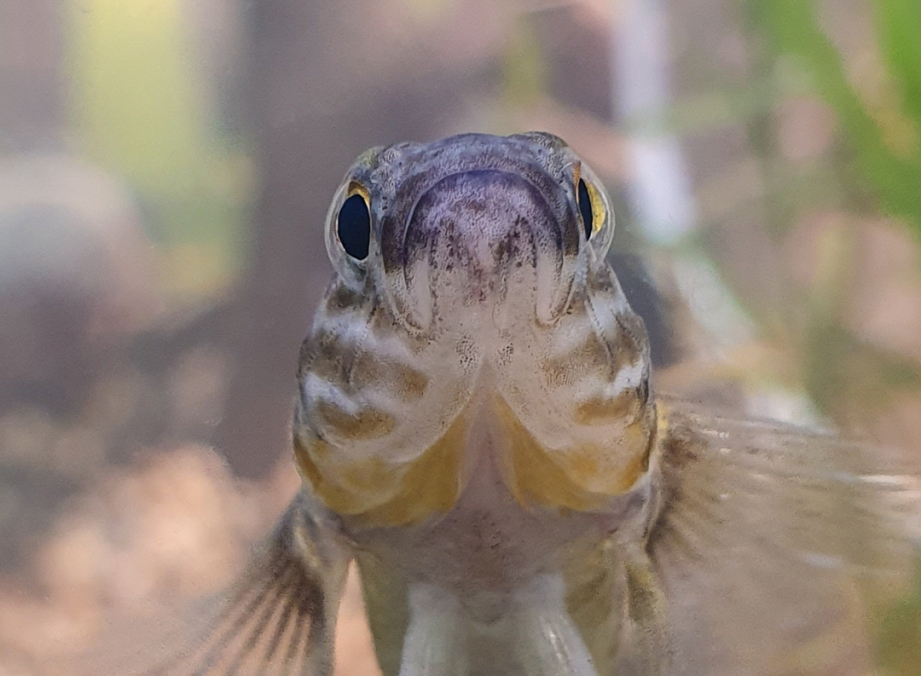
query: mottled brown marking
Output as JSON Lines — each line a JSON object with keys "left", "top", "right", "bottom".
{"left": 314, "top": 399, "right": 395, "bottom": 440}
{"left": 541, "top": 325, "right": 610, "bottom": 388}
{"left": 645, "top": 407, "right": 703, "bottom": 553}
{"left": 658, "top": 410, "right": 702, "bottom": 475}
{"left": 325, "top": 282, "right": 369, "bottom": 315}
{"left": 602, "top": 313, "right": 647, "bottom": 382}
{"left": 352, "top": 351, "right": 429, "bottom": 401}
{"left": 298, "top": 330, "right": 347, "bottom": 382}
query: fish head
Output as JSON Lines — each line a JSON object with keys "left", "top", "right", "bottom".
{"left": 296, "top": 133, "right": 654, "bottom": 524}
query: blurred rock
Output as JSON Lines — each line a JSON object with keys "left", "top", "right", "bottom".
{"left": 0, "top": 154, "right": 164, "bottom": 416}
{"left": 0, "top": 154, "right": 172, "bottom": 571}
{"left": 0, "top": 445, "right": 298, "bottom": 667}
{"left": 0, "top": 443, "right": 381, "bottom": 675}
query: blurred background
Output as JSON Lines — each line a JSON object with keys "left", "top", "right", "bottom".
{"left": 1, "top": 0, "right": 920, "bottom": 673}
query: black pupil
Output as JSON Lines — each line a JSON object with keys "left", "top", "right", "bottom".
{"left": 337, "top": 194, "right": 371, "bottom": 260}
{"left": 577, "top": 179, "right": 593, "bottom": 240}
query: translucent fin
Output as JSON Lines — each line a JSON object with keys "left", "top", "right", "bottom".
{"left": 397, "top": 583, "right": 467, "bottom": 676}
{"left": 647, "top": 402, "right": 921, "bottom": 675}
{"left": 622, "top": 543, "right": 672, "bottom": 676}
{"left": 392, "top": 575, "right": 600, "bottom": 676}
{"left": 138, "top": 492, "right": 352, "bottom": 676}
{"left": 511, "top": 574, "right": 599, "bottom": 676}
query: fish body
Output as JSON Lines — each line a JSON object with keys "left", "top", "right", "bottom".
{"left": 151, "top": 133, "right": 921, "bottom": 676}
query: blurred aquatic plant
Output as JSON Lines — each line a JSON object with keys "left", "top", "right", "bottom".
{"left": 613, "top": 0, "right": 921, "bottom": 426}
{"left": 752, "top": 0, "right": 921, "bottom": 240}
{"left": 875, "top": 557, "right": 921, "bottom": 675}
{"left": 501, "top": 16, "right": 547, "bottom": 110}
{"left": 65, "top": 0, "right": 252, "bottom": 302}
{"left": 719, "top": 7, "right": 921, "bottom": 669}
{"left": 738, "top": 0, "right": 921, "bottom": 417}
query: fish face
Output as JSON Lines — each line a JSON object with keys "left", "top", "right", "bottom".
{"left": 294, "top": 133, "right": 655, "bottom": 526}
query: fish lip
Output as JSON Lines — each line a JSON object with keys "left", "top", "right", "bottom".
{"left": 379, "top": 165, "right": 580, "bottom": 332}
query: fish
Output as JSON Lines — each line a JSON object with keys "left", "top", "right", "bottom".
{"left": 144, "top": 132, "right": 921, "bottom": 676}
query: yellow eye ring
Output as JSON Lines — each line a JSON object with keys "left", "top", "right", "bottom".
{"left": 583, "top": 180, "right": 606, "bottom": 235}
{"left": 347, "top": 180, "right": 371, "bottom": 206}
{"left": 573, "top": 163, "right": 606, "bottom": 239}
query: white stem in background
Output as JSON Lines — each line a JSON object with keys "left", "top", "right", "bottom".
{"left": 612, "top": 0, "right": 696, "bottom": 245}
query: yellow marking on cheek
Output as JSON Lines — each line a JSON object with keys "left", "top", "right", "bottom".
{"left": 495, "top": 396, "right": 653, "bottom": 510}
{"left": 294, "top": 435, "right": 383, "bottom": 512}
{"left": 294, "top": 411, "right": 466, "bottom": 526}
{"left": 340, "top": 456, "right": 394, "bottom": 493}
{"left": 315, "top": 400, "right": 396, "bottom": 440}
{"left": 295, "top": 436, "right": 405, "bottom": 515}
{"left": 362, "top": 413, "right": 464, "bottom": 525}
{"left": 618, "top": 428, "right": 653, "bottom": 482}
{"left": 565, "top": 447, "right": 601, "bottom": 479}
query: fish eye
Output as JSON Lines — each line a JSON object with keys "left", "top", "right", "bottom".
{"left": 577, "top": 178, "right": 594, "bottom": 240}
{"left": 337, "top": 183, "right": 371, "bottom": 260}
{"left": 573, "top": 164, "right": 606, "bottom": 242}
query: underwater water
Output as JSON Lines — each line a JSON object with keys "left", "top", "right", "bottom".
{"left": 1, "top": 0, "right": 920, "bottom": 673}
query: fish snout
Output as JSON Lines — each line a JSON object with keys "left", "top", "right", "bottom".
{"left": 389, "top": 169, "right": 579, "bottom": 329}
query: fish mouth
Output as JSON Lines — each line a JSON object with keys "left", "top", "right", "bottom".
{"left": 380, "top": 165, "right": 580, "bottom": 331}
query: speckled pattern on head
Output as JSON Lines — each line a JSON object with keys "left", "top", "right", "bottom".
{"left": 294, "top": 132, "right": 654, "bottom": 527}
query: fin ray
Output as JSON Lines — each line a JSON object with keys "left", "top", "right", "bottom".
{"left": 647, "top": 403, "right": 921, "bottom": 674}
{"left": 133, "top": 493, "right": 351, "bottom": 676}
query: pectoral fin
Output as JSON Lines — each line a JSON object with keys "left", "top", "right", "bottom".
{"left": 621, "top": 543, "right": 672, "bottom": 676}
{"left": 647, "top": 403, "right": 921, "bottom": 674}
{"left": 141, "top": 492, "right": 352, "bottom": 676}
